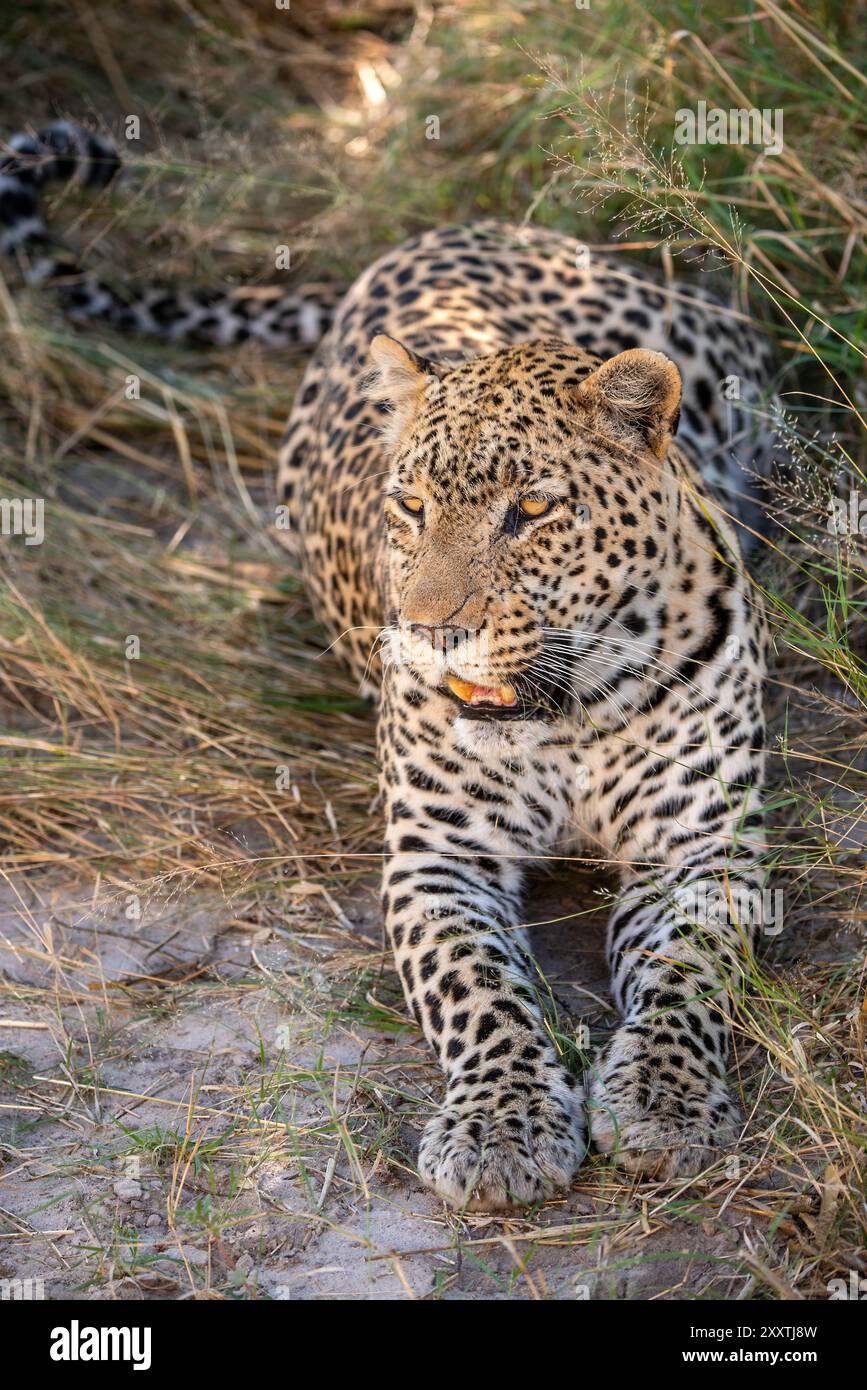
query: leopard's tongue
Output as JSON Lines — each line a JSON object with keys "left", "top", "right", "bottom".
{"left": 447, "top": 676, "right": 517, "bottom": 707}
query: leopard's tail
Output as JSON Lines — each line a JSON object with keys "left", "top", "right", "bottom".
{"left": 1, "top": 120, "right": 342, "bottom": 347}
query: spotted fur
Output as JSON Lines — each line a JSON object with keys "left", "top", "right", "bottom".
{"left": 278, "top": 223, "right": 773, "bottom": 1207}
{"left": 1, "top": 121, "right": 341, "bottom": 345}
{"left": 5, "top": 121, "right": 775, "bottom": 1209}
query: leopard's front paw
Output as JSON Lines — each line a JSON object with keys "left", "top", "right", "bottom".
{"left": 419, "top": 1081, "right": 586, "bottom": 1212}
{"left": 589, "top": 1025, "right": 741, "bottom": 1180}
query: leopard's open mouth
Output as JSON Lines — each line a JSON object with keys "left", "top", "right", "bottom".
{"left": 443, "top": 675, "right": 540, "bottom": 722}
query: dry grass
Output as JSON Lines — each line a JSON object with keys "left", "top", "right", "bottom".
{"left": 0, "top": 0, "right": 864, "bottom": 1299}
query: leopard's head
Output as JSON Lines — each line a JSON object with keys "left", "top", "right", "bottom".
{"left": 368, "top": 336, "right": 683, "bottom": 725}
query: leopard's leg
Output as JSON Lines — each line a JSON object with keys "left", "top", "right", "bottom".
{"left": 581, "top": 671, "right": 768, "bottom": 1177}
{"left": 379, "top": 673, "right": 586, "bottom": 1211}
{"left": 588, "top": 846, "right": 764, "bottom": 1179}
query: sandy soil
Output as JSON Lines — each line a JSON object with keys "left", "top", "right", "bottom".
{"left": 2, "top": 862, "right": 832, "bottom": 1302}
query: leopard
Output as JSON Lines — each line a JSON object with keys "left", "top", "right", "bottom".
{"left": 3, "top": 120, "right": 777, "bottom": 1211}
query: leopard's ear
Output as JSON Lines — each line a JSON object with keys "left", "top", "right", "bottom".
{"left": 576, "top": 348, "right": 682, "bottom": 460}
{"left": 366, "top": 335, "right": 439, "bottom": 446}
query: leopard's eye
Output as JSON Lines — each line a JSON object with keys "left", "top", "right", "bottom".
{"left": 518, "top": 496, "right": 552, "bottom": 518}
{"left": 399, "top": 495, "right": 424, "bottom": 516}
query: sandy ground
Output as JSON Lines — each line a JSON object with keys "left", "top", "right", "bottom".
{"left": 3, "top": 858, "right": 844, "bottom": 1302}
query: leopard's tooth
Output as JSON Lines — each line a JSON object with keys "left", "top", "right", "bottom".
{"left": 447, "top": 676, "right": 477, "bottom": 702}
{"left": 499, "top": 683, "right": 517, "bottom": 705}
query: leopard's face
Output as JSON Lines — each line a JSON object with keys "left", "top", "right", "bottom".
{"left": 371, "top": 337, "right": 683, "bottom": 723}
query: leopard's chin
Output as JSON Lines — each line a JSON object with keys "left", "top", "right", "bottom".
{"left": 452, "top": 711, "right": 553, "bottom": 761}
